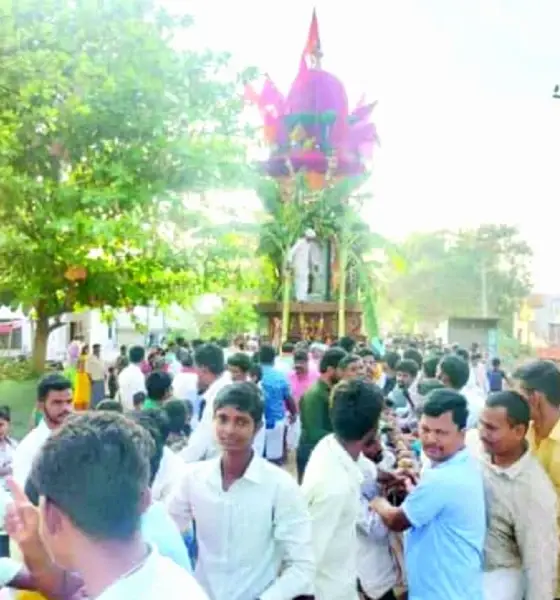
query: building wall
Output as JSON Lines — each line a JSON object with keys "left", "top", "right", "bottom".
{"left": 514, "top": 294, "right": 560, "bottom": 347}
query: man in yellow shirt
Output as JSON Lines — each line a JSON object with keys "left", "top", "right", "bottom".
{"left": 515, "top": 360, "right": 560, "bottom": 599}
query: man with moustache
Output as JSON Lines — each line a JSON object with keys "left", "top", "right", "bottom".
{"left": 478, "top": 391, "right": 557, "bottom": 600}
{"left": 13, "top": 374, "right": 73, "bottom": 487}
{"left": 296, "top": 347, "right": 347, "bottom": 481}
{"left": 371, "top": 389, "right": 486, "bottom": 600}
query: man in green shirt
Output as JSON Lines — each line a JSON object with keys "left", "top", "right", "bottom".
{"left": 143, "top": 371, "right": 173, "bottom": 410}
{"left": 297, "top": 347, "right": 347, "bottom": 481}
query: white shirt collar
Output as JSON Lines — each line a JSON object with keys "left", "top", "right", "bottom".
{"left": 323, "top": 434, "right": 366, "bottom": 485}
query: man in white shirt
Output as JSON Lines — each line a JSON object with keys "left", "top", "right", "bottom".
{"left": 301, "top": 378, "right": 384, "bottom": 600}
{"left": 437, "top": 354, "right": 485, "bottom": 428}
{"left": 10, "top": 411, "right": 208, "bottom": 600}
{"left": 12, "top": 374, "right": 74, "bottom": 487}
{"left": 172, "top": 353, "right": 198, "bottom": 404}
{"left": 478, "top": 391, "right": 558, "bottom": 600}
{"left": 117, "top": 345, "right": 147, "bottom": 410}
{"left": 179, "top": 343, "right": 232, "bottom": 463}
{"left": 167, "top": 382, "right": 315, "bottom": 600}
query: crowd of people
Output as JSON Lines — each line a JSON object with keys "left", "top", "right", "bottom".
{"left": 0, "top": 334, "right": 557, "bottom": 600}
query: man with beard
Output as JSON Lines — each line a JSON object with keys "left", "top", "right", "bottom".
{"left": 179, "top": 343, "right": 231, "bottom": 463}
{"left": 297, "top": 347, "right": 347, "bottom": 482}
{"left": 13, "top": 374, "right": 73, "bottom": 488}
{"left": 371, "top": 389, "right": 486, "bottom": 600}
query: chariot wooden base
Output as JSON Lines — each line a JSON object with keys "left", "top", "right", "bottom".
{"left": 255, "top": 301, "right": 363, "bottom": 345}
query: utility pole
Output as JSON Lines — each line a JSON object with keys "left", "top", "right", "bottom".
{"left": 481, "top": 261, "right": 489, "bottom": 318}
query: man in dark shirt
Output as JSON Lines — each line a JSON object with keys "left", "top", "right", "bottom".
{"left": 296, "top": 347, "right": 347, "bottom": 481}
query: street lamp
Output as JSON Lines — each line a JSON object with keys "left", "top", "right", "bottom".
{"left": 553, "top": 84, "right": 560, "bottom": 99}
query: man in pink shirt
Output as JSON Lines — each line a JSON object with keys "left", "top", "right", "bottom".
{"left": 289, "top": 350, "right": 319, "bottom": 408}
{"left": 287, "top": 350, "right": 319, "bottom": 453}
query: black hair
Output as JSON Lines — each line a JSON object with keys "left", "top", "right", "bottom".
{"left": 319, "top": 347, "right": 347, "bottom": 374}
{"left": 37, "top": 373, "right": 72, "bottom": 403}
{"left": 395, "top": 358, "right": 419, "bottom": 378}
{"left": 214, "top": 382, "right": 264, "bottom": 426}
{"left": 417, "top": 379, "right": 444, "bottom": 396}
{"left": 128, "top": 345, "right": 145, "bottom": 364}
{"left": 422, "top": 389, "right": 469, "bottom": 430}
{"left": 145, "top": 371, "right": 172, "bottom": 401}
{"left": 281, "top": 342, "right": 294, "bottom": 354}
{"left": 337, "top": 336, "right": 356, "bottom": 353}
{"left": 293, "top": 349, "right": 309, "bottom": 363}
{"left": 96, "top": 400, "right": 123, "bottom": 413}
{"left": 338, "top": 354, "right": 361, "bottom": 370}
{"left": 128, "top": 411, "right": 166, "bottom": 486}
{"left": 439, "top": 355, "right": 470, "bottom": 390}
{"left": 331, "top": 379, "right": 384, "bottom": 441}
{"left": 514, "top": 360, "right": 560, "bottom": 407}
{"left": 249, "top": 363, "right": 262, "bottom": 384}
{"left": 357, "top": 348, "right": 375, "bottom": 359}
{"left": 164, "top": 399, "right": 188, "bottom": 434}
{"left": 227, "top": 352, "right": 252, "bottom": 373}
{"left": 258, "top": 343, "right": 276, "bottom": 365}
{"left": 133, "top": 391, "right": 146, "bottom": 407}
{"left": 0, "top": 406, "right": 11, "bottom": 422}
{"left": 384, "top": 351, "right": 401, "bottom": 371}
{"left": 455, "top": 347, "right": 469, "bottom": 362}
{"left": 491, "top": 357, "right": 501, "bottom": 368}
{"left": 194, "top": 343, "right": 225, "bottom": 375}
{"left": 403, "top": 348, "right": 423, "bottom": 369}
{"left": 31, "top": 412, "right": 153, "bottom": 541}
{"left": 180, "top": 352, "right": 194, "bottom": 368}
{"left": 486, "top": 391, "right": 530, "bottom": 429}
{"left": 423, "top": 356, "right": 439, "bottom": 379}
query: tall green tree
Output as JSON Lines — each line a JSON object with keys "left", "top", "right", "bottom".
{"left": 388, "top": 224, "right": 532, "bottom": 330}
{"left": 0, "top": 0, "right": 251, "bottom": 371}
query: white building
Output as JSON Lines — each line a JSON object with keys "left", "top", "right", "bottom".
{"left": 0, "top": 306, "right": 177, "bottom": 363}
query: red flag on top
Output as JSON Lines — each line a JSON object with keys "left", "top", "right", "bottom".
{"left": 302, "top": 8, "right": 321, "bottom": 60}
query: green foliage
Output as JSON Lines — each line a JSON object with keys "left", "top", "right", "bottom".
{"left": 0, "top": 358, "right": 36, "bottom": 382}
{"left": 387, "top": 224, "right": 532, "bottom": 330}
{"left": 201, "top": 297, "right": 258, "bottom": 339}
{"left": 0, "top": 379, "right": 38, "bottom": 439}
{"left": 0, "top": 0, "right": 252, "bottom": 368}
{"left": 256, "top": 174, "right": 402, "bottom": 305}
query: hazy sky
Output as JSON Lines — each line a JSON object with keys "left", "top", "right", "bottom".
{"left": 181, "top": 0, "right": 560, "bottom": 292}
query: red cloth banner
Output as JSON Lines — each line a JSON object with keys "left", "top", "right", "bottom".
{"left": 0, "top": 321, "right": 22, "bottom": 335}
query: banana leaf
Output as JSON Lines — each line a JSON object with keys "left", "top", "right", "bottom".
{"left": 356, "top": 261, "right": 379, "bottom": 339}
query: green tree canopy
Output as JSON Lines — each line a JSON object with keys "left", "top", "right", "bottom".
{"left": 387, "top": 224, "right": 532, "bottom": 331}
{"left": 0, "top": 0, "right": 251, "bottom": 370}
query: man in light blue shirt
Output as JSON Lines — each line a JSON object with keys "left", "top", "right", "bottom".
{"left": 371, "top": 389, "right": 486, "bottom": 600}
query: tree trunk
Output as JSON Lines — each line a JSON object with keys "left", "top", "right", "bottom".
{"left": 281, "top": 266, "right": 292, "bottom": 345}
{"left": 337, "top": 239, "right": 349, "bottom": 338}
{"left": 32, "top": 314, "right": 49, "bottom": 374}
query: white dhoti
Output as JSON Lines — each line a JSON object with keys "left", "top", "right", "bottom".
{"left": 483, "top": 568, "right": 524, "bottom": 600}
{"left": 265, "top": 419, "right": 286, "bottom": 461}
{"left": 294, "top": 270, "right": 310, "bottom": 302}
{"left": 286, "top": 416, "right": 302, "bottom": 450}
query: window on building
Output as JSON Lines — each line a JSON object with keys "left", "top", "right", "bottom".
{"left": 0, "top": 322, "right": 23, "bottom": 350}
{"left": 549, "top": 323, "right": 560, "bottom": 346}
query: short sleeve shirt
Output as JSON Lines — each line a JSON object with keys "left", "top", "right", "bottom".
{"left": 402, "top": 448, "right": 486, "bottom": 600}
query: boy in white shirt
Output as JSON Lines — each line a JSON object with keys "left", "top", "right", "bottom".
{"left": 8, "top": 412, "right": 207, "bottom": 600}
{"left": 167, "top": 382, "right": 315, "bottom": 600}
{"left": 301, "top": 379, "right": 385, "bottom": 600}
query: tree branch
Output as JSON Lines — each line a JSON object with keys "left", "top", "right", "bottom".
{"left": 47, "top": 316, "right": 65, "bottom": 333}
